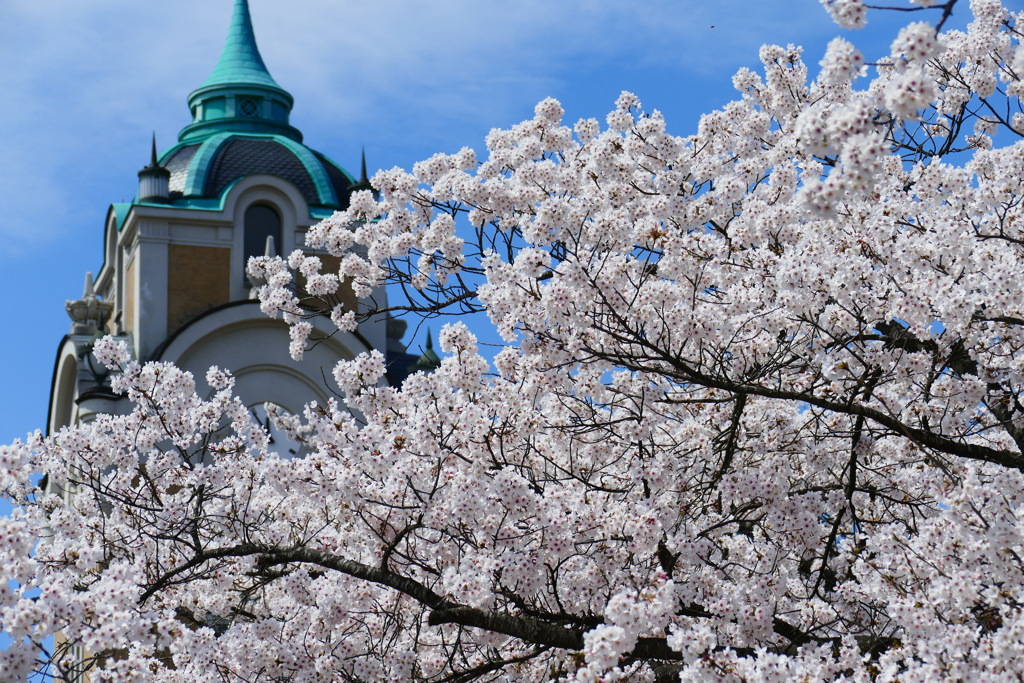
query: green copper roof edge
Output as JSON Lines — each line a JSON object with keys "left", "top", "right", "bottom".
{"left": 309, "top": 207, "right": 337, "bottom": 220}
{"left": 200, "top": 71, "right": 280, "bottom": 90}
{"left": 112, "top": 203, "right": 132, "bottom": 231}
{"left": 187, "top": 81, "right": 293, "bottom": 109}
{"left": 316, "top": 152, "right": 358, "bottom": 185}
{"left": 156, "top": 140, "right": 193, "bottom": 166}
{"left": 184, "top": 132, "right": 235, "bottom": 197}
{"left": 119, "top": 179, "right": 333, "bottom": 225}
{"left": 178, "top": 117, "right": 303, "bottom": 144}
{"left": 166, "top": 176, "right": 329, "bottom": 219}
{"left": 273, "top": 137, "right": 339, "bottom": 206}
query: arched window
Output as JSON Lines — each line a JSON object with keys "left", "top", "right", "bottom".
{"left": 244, "top": 204, "right": 282, "bottom": 276}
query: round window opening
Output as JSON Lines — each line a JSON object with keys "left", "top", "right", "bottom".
{"left": 238, "top": 98, "right": 259, "bottom": 117}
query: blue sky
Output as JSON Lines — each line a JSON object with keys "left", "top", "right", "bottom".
{"left": 0, "top": 0, "right": 992, "bottom": 447}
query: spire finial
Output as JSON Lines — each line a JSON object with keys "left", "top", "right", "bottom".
{"left": 406, "top": 328, "right": 441, "bottom": 374}
{"left": 350, "top": 147, "right": 373, "bottom": 194}
{"left": 150, "top": 133, "right": 158, "bottom": 166}
{"left": 180, "top": 0, "right": 300, "bottom": 143}
{"left": 201, "top": 0, "right": 280, "bottom": 90}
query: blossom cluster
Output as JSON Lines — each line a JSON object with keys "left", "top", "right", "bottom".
{"left": 5, "top": 0, "right": 1024, "bottom": 681}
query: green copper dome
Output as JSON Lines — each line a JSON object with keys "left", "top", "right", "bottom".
{"left": 155, "top": 134, "right": 356, "bottom": 211}
{"left": 126, "top": 0, "right": 363, "bottom": 220}
{"left": 179, "top": 0, "right": 301, "bottom": 143}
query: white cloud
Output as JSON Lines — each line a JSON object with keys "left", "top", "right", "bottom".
{"left": 0, "top": 0, "right": 872, "bottom": 251}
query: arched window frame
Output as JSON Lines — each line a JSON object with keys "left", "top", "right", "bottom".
{"left": 243, "top": 202, "right": 282, "bottom": 284}
{"left": 227, "top": 177, "right": 308, "bottom": 301}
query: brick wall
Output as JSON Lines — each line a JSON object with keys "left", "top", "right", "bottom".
{"left": 167, "top": 244, "right": 231, "bottom": 332}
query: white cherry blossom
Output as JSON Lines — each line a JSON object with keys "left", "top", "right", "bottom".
{"left": 6, "top": 1, "right": 1024, "bottom": 680}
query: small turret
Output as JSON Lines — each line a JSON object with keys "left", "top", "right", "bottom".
{"left": 137, "top": 134, "right": 171, "bottom": 202}
{"left": 408, "top": 331, "right": 442, "bottom": 374}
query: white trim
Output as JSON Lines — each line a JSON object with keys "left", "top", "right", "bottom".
{"left": 156, "top": 302, "right": 364, "bottom": 411}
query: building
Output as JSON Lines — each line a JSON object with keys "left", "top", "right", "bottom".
{"left": 48, "top": 0, "right": 419, "bottom": 447}
{"left": 45, "top": 2, "right": 432, "bottom": 678}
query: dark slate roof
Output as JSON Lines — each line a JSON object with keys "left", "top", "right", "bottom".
{"left": 166, "top": 145, "right": 200, "bottom": 195}
{"left": 205, "top": 137, "right": 319, "bottom": 203}
{"left": 315, "top": 152, "right": 354, "bottom": 209}
{"left": 158, "top": 136, "right": 353, "bottom": 209}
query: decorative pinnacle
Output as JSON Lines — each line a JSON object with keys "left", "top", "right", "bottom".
{"left": 351, "top": 147, "right": 373, "bottom": 193}
{"left": 140, "top": 133, "right": 166, "bottom": 173}
{"left": 408, "top": 329, "right": 441, "bottom": 374}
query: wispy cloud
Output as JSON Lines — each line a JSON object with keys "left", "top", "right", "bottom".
{"left": 0, "top": 0, "right": 910, "bottom": 252}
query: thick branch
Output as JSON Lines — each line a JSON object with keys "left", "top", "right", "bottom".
{"left": 142, "top": 544, "right": 896, "bottom": 666}
{"left": 621, "top": 351, "right": 1024, "bottom": 471}
{"left": 146, "top": 543, "right": 588, "bottom": 653}
{"left": 428, "top": 606, "right": 583, "bottom": 650}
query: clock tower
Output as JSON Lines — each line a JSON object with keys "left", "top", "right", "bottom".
{"left": 48, "top": 0, "right": 410, "bottom": 443}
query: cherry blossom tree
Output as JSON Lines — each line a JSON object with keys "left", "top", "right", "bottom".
{"left": 5, "top": 0, "right": 1024, "bottom": 680}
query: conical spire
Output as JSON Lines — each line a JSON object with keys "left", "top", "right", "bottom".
{"left": 350, "top": 147, "right": 373, "bottom": 194}
{"left": 408, "top": 330, "right": 442, "bottom": 374}
{"left": 179, "top": 0, "right": 300, "bottom": 143}
{"left": 138, "top": 132, "right": 162, "bottom": 171}
{"left": 200, "top": 0, "right": 281, "bottom": 90}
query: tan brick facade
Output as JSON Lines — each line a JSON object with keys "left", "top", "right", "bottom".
{"left": 167, "top": 244, "right": 231, "bottom": 332}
